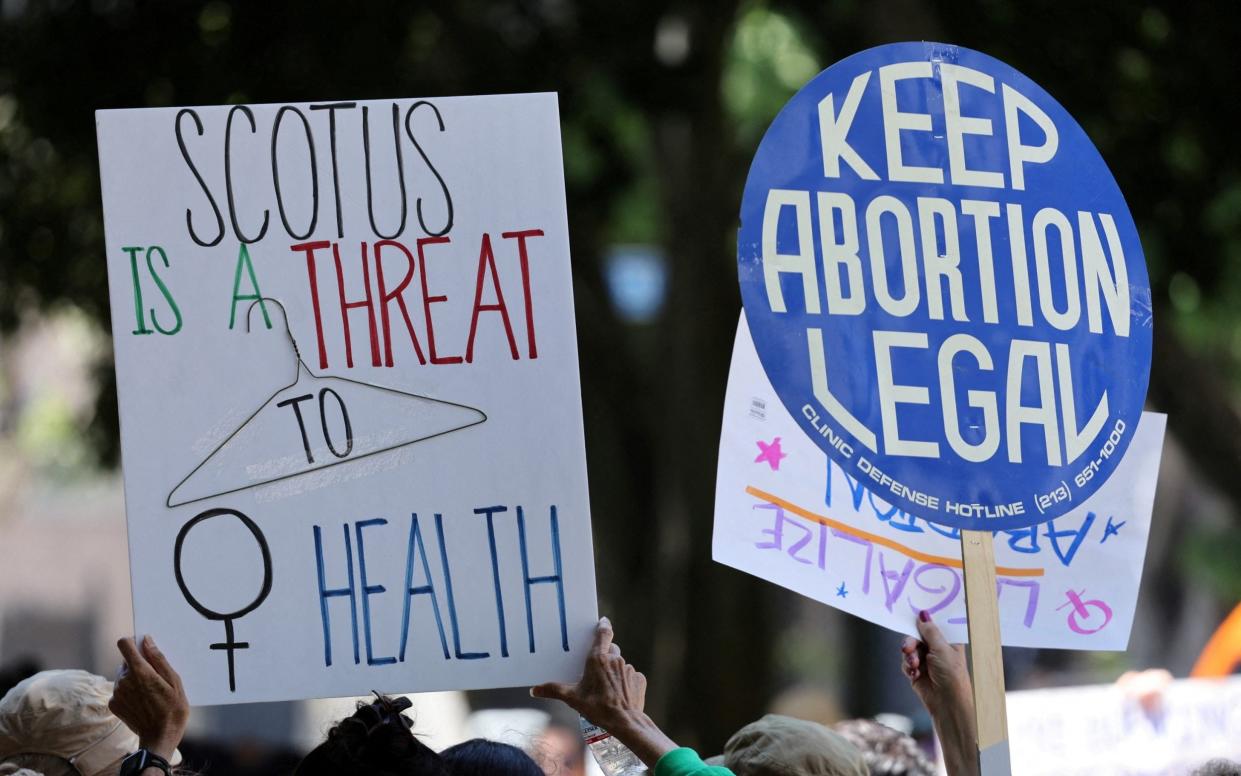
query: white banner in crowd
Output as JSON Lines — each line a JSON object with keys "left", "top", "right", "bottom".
{"left": 714, "top": 313, "right": 1164, "bottom": 649}
{"left": 97, "top": 94, "right": 597, "bottom": 704}
{"left": 1006, "top": 677, "right": 1241, "bottom": 775}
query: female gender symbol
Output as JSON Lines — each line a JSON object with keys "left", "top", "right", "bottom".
{"left": 1057, "top": 588, "right": 1113, "bottom": 635}
{"left": 174, "top": 508, "right": 273, "bottom": 692}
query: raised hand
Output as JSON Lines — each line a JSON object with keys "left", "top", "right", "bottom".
{"left": 531, "top": 617, "right": 676, "bottom": 768}
{"left": 531, "top": 617, "right": 646, "bottom": 728}
{"left": 900, "top": 611, "right": 978, "bottom": 776}
{"left": 110, "top": 635, "right": 190, "bottom": 762}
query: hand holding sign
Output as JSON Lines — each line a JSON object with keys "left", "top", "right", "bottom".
{"left": 531, "top": 618, "right": 647, "bottom": 728}
{"left": 900, "top": 614, "right": 978, "bottom": 776}
{"left": 532, "top": 617, "right": 678, "bottom": 770}
{"left": 111, "top": 636, "right": 190, "bottom": 763}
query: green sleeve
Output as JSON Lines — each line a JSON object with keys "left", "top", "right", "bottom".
{"left": 654, "top": 748, "right": 734, "bottom": 776}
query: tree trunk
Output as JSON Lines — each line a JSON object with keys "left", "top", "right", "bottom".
{"left": 643, "top": 2, "right": 778, "bottom": 751}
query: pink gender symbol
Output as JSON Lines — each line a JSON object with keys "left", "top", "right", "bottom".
{"left": 1057, "top": 589, "right": 1113, "bottom": 635}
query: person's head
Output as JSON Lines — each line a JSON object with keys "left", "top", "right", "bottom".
{"left": 441, "top": 738, "right": 543, "bottom": 776}
{"left": 831, "top": 719, "right": 933, "bottom": 776}
{"left": 719, "top": 714, "right": 868, "bottom": 776}
{"left": 0, "top": 670, "right": 146, "bottom": 776}
{"left": 294, "top": 695, "right": 446, "bottom": 776}
{"left": 532, "top": 724, "right": 585, "bottom": 776}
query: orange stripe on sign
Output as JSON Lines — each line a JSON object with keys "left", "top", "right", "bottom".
{"left": 744, "top": 485, "right": 1045, "bottom": 578}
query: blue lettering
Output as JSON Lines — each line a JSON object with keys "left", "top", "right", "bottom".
{"left": 313, "top": 523, "right": 360, "bottom": 667}
{"left": 400, "top": 514, "right": 450, "bottom": 661}
{"left": 354, "top": 518, "right": 396, "bottom": 666}
{"left": 517, "top": 505, "right": 569, "bottom": 653}
{"left": 434, "top": 514, "right": 489, "bottom": 660}
{"left": 1043, "top": 512, "right": 1096, "bottom": 567}
{"left": 475, "top": 505, "right": 511, "bottom": 658}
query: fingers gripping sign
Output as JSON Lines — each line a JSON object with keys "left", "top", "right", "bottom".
{"left": 592, "top": 614, "right": 615, "bottom": 655}
{"left": 531, "top": 617, "right": 646, "bottom": 728}
{"left": 111, "top": 636, "right": 190, "bottom": 763}
{"left": 530, "top": 617, "right": 680, "bottom": 769}
{"left": 901, "top": 611, "right": 969, "bottom": 708}
{"left": 900, "top": 612, "right": 979, "bottom": 776}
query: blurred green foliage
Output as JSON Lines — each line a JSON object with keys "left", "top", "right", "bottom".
{"left": 1182, "top": 527, "right": 1241, "bottom": 603}
{"left": 723, "top": 5, "right": 821, "bottom": 144}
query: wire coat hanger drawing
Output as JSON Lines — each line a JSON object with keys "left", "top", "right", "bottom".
{"left": 166, "top": 298, "right": 487, "bottom": 508}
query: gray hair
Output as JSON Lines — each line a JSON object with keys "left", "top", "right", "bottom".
{"left": 832, "top": 719, "right": 934, "bottom": 776}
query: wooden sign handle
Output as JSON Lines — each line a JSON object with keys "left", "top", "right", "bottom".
{"left": 960, "top": 529, "right": 1012, "bottom": 775}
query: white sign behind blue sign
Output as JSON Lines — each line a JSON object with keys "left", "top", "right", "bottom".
{"left": 737, "top": 42, "right": 1152, "bottom": 531}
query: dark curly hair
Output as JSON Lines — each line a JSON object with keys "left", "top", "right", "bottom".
{"left": 294, "top": 695, "right": 447, "bottom": 776}
{"left": 441, "top": 738, "right": 544, "bottom": 776}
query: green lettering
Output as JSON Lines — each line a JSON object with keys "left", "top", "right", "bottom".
{"left": 125, "top": 246, "right": 154, "bottom": 335}
{"left": 229, "top": 243, "right": 271, "bottom": 329}
{"left": 146, "top": 246, "right": 182, "bottom": 335}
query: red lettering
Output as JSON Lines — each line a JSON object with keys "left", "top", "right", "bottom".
{"left": 417, "top": 236, "right": 462, "bottom": 365}
{"left": 333, "top": 242, "right": 382, "bottom": 368}
{"left": 466, "top": 234, "right": 519, "bottom": 363}
{"left": 374, "top": 240, "right": 427, "bottom": 366}
{"left": 291, "top": 240, "right": 332, "bottom": 369}
{"left": 501, "top": 229, "right": 543, "bottom": 359}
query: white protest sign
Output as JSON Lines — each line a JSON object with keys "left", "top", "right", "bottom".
{"left": 97, "top": 94, "right": 597, "bottom": 705}
{"left": 1005, "top": 677, "right": 1241, "bottom": 775}
{"left": 714, "top": 314, "right": 1163, "bottom": 649}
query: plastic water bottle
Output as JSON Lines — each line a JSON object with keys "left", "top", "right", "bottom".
{"left": 580, "top": 716, "right": 646, "bottom": 775}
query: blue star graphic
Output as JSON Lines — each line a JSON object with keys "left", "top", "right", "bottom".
{"left": 1101, "top": 516, "right": 1125, "bottom": 543}
{"left": 835, "top": 582, "right": 848, "bottom": 598}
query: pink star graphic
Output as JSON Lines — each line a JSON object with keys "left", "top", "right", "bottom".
{"left": 754, "top": 437, "right": 787, "bottom": 471}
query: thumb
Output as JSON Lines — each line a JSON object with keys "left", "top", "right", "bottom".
{"left": 591, "top": 617, "right": 615, "bottom": 656}
{"left": 914, "top": 610, "right": 952, "bottom": 653}
{"left": 530, "top": 682, "right": 574, "bottom": 702}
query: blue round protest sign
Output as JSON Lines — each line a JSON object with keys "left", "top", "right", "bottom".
{"left": 738, "top": 42, "right": 1152, "bottom": 532}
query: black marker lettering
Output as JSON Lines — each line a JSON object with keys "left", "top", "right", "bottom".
{"left": 224, "top": 105, "right": 271, "bottom": 244}
{"left": 277, "top": 393, "right": 316, "bottom": 463}
{"left": 271, "top": 106, "right": 319, "bottom": 240}
{"left": 363, "top": 104, "right": 408, "bottom": 240}
{"left": 175, "top": 109, "right": 225, "bottom": 247}
{"left": 319, "top": 387, "right": 353, "bottom": 458}
{"left": 404, "top": 101, "right": 454, "bottom": 237}
{"left": 309, "top": 102, "right": 357, "bottom": 238}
